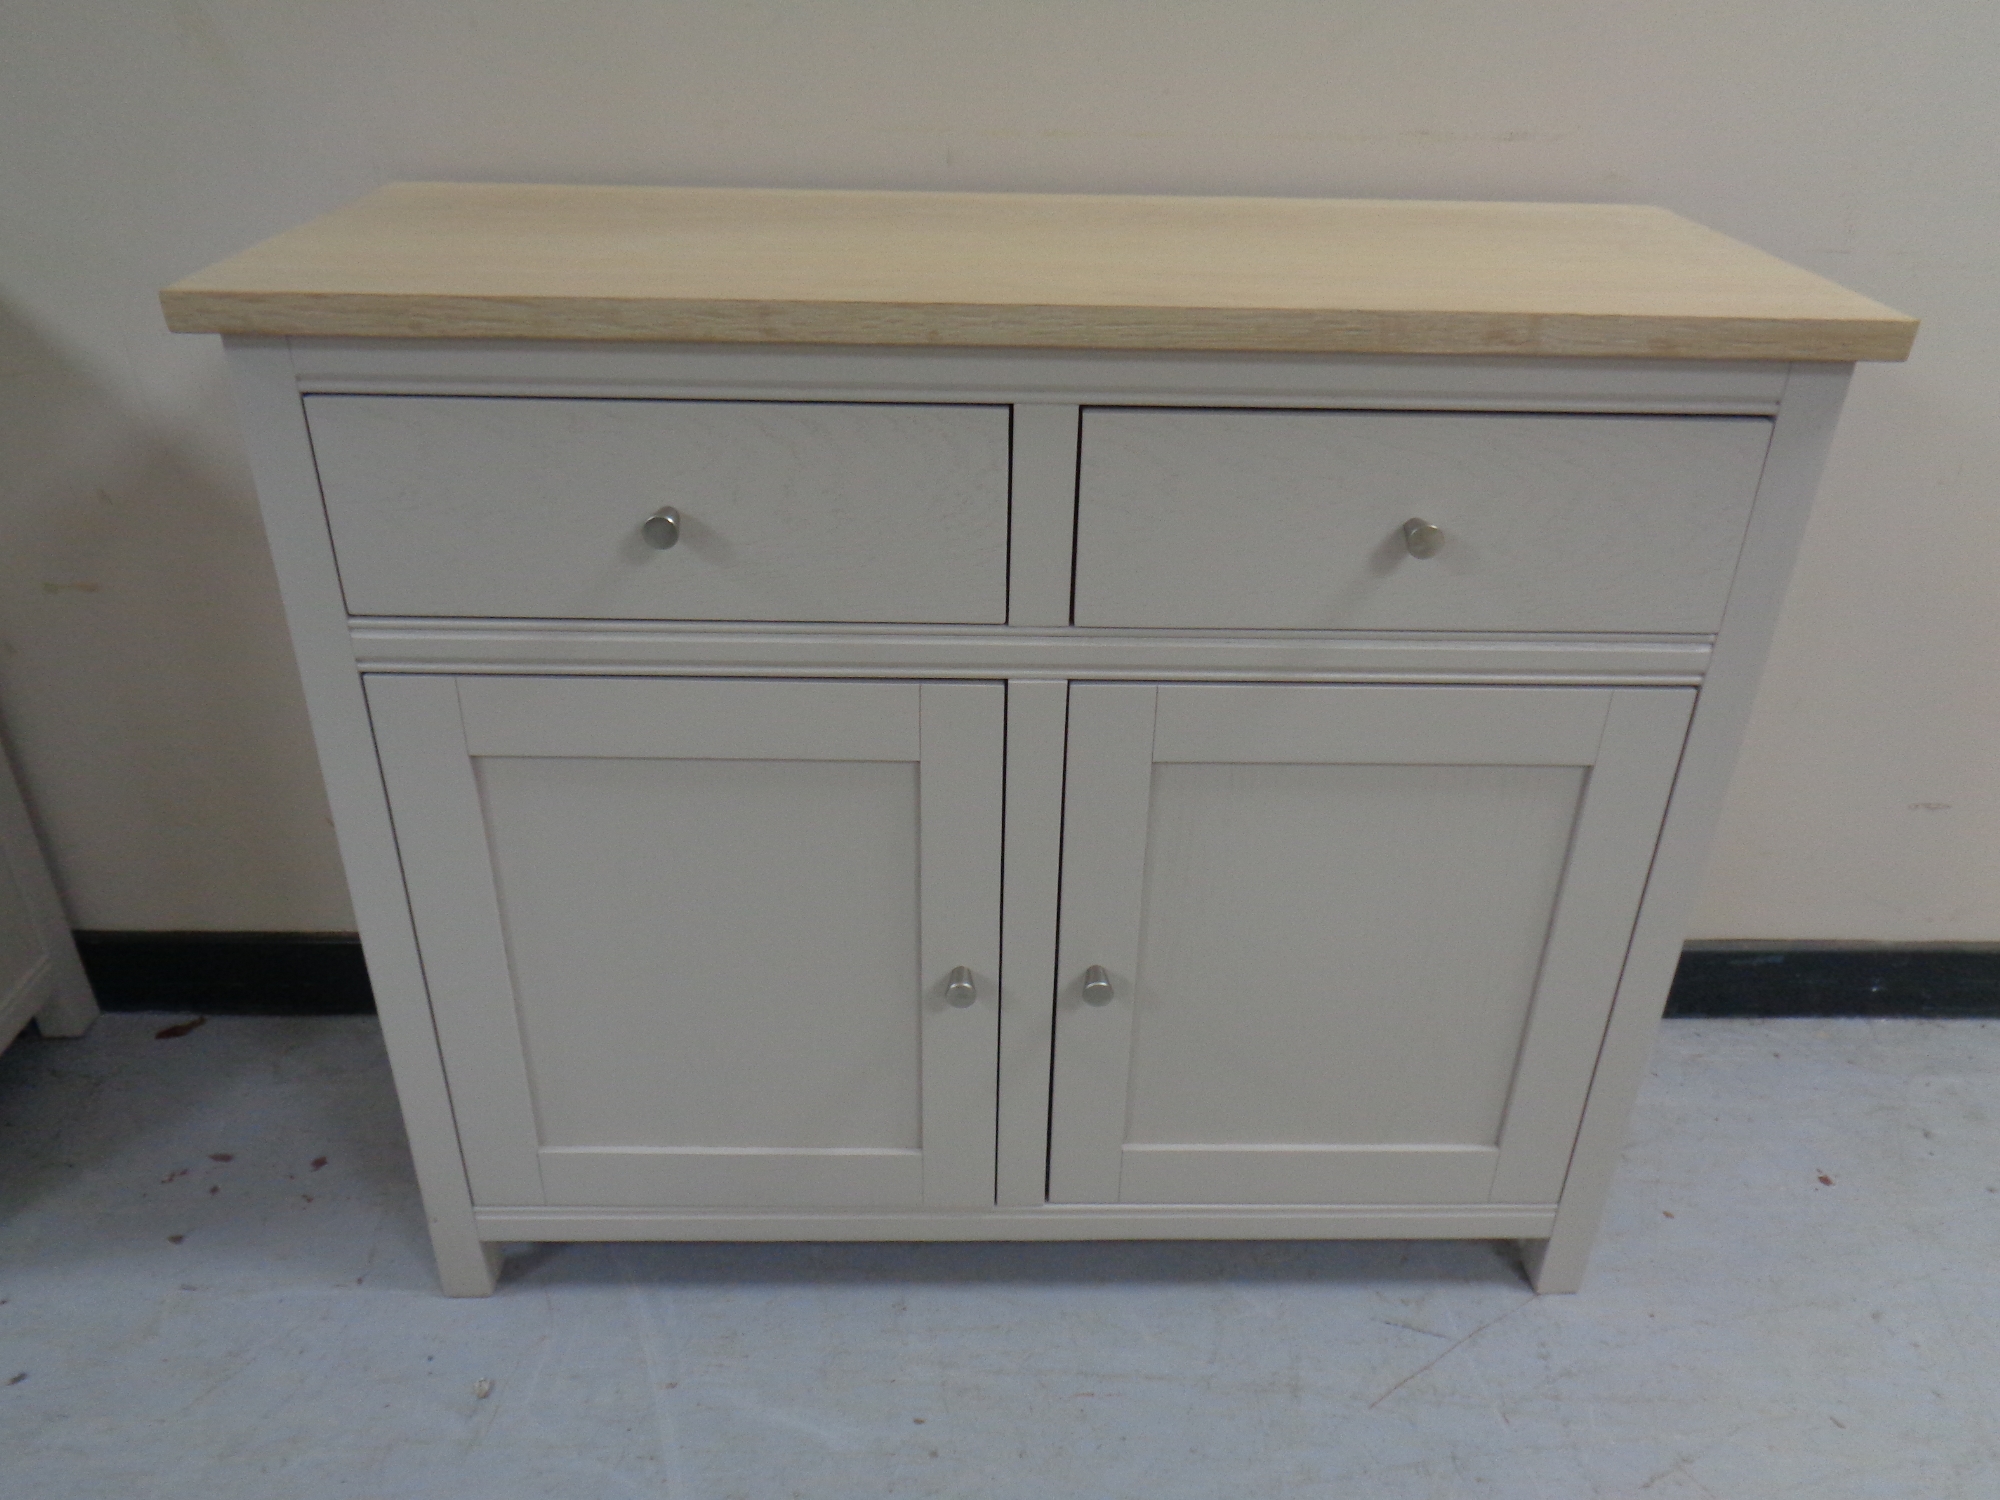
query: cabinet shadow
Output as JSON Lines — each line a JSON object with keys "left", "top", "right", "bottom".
{"left": 499, "top": 1236, "right": 1530, "bottom": 1290}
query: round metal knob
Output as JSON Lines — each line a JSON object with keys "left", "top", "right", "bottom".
{"left": 1081, "top": 966, "right": 1115, "bottom": 1006}
{"left": 1401, "top": 518, "right": 1443, "bottom": 558}
{"left": 642, "top": 507, "right": 682, "bottom": 549}
{"left": 944, "top": 966, "right": 977, "bottom": 1007}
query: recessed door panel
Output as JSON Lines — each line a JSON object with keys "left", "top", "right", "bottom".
{"left": 483, "top": 755, "right": 922, "bottom": 1154}
{"left": 1127, "top": 760, "right": 1583, "bottom": 1148}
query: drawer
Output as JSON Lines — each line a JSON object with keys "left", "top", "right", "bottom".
{"left": 306, "top": 396, "right": 1011, "bottom": 623}
{"left": 1071, "top": 409, "right": 1772, "bottom": 633}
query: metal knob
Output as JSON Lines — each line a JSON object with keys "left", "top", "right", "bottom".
{"left": 944, "top": 966, "right": 977, "bottom": 1007}
{"left": 642, "top": 507, "right": 682, "bottom": 549}
{"left": 1081, "top": 966, "right": 1115, "bottom": 1006}
{"left": 1401, "top": 518, "right": 1443, "bottom": 558}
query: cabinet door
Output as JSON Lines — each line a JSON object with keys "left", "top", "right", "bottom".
{"left": 1048, "top": 682, "right": 1692, "bottom": 1207}
{"left": 368, "top": 675, "right": 1003, "bottom": 1211}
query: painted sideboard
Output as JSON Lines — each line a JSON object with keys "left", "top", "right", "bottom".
{"left": 164, "top": 185, "right": 1915, "bottom": 1294}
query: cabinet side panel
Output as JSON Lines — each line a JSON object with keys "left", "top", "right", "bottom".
{"left": 1527, "top": 363, "right": 1854, "bottom": 1292}
{"left": 223, "top": 339, "right": 495, "bottom": 1294}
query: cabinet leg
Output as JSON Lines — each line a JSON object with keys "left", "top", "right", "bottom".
{"left": 34, "top": 972, "right": 99, "bottom": 1039}
{"left": 433, "top": 1232, "right": 503, "bottom": 1297}
{"left": 1519, "top": 1233, "right": 1589, "bottom": 1294}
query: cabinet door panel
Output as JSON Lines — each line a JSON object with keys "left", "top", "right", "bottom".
{"left": 368, "top": 674, "right": 1002, "bottom": 1210}
{"left": 484, "top": 755, "right": 923, "bottom": 1154}
{"left": 1126, "top": 760, "right": 1584, "bottom": 1148}
{"left": 1049, "top": 682, "right": 1692, "bottom": 1207}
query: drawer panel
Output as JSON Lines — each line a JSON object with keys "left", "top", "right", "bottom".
{"left": 1072, "top": 409, "right": 1772, "bottom": 632}
{"left": 307, "top": 396, "right": 1010, "bottom": 623}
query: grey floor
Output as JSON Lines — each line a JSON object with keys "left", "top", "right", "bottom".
{"left": 1, "top": 1016, "right": 1996, "bottom": 1499}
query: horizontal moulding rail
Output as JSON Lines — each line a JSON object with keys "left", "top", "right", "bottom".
{"left": 278, "top": 337, "right": 1794, "bottom": 413}
{"left": 354, "top": 663, "right": 1706, "bottom": 688}
{"left": 348, "top": 622, "right": 1711, "bottom": 685}
{"left": 295, "top": 383, "right": 1786, "bottom": 417}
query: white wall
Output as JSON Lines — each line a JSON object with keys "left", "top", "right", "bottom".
{"left": 1, "top": 2, "right": 1991, "bottom": 937}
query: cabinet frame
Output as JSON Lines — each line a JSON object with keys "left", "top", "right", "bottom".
{"left": 226, "top": 336, "right": 1851, "bottom": 1294}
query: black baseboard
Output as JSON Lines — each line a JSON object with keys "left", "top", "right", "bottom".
{"left": 75, "top": 932, "right": 375, "bottom": 1016}
{"left": 1665, "top": 942, "right": 2000, "bottom": 1018}
{"left": 69, "top": 933, "right": 2000, "bottom": 1020}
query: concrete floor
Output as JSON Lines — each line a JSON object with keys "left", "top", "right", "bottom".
{"left": 1, "top": 1015, "right": 1995, "bottom": 1498}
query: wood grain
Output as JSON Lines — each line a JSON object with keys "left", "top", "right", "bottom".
{"left": 164, "top": 184, "right": 1915, "bottom": 360}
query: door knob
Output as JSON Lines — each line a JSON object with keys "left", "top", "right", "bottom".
{"left": 1081, "top": 966, "right": 1115, "bottom": 1005}
{"left": 944, "top": 966, "right": 977, "bottom": 1007}
{"left": 1400, "top": 517, "right": 1443, "bottom": 558}
{"left": 642, "top": 507, "right": 682, "bottom": 549}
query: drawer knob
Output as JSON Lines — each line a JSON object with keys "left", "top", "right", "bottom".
{"left": 1081, "top": 966, "right": 1115, "bottom": 1005}
{"left": 1401, "top": 517, "right": 1443, "bottom": 558}
{"left": 641, "top": 507, "right": 682, "bottom": 549}
{"left": 944, "top": 966, "right": 978, "bottom": 1007}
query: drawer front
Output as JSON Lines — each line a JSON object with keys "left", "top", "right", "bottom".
{"left": 1072, "top": 409, "right": 1772, "bottom": 633}
{"left": 307, "top": 396, "right": 1010, "bottom": 623}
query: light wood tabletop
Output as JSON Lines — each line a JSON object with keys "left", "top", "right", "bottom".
{"left": 162, "top": 183, "right": 1916, "bottom": 360}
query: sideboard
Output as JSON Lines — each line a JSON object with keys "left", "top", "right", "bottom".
{"left": 163, "top": 185, "right": 1916, "bottom": 1294}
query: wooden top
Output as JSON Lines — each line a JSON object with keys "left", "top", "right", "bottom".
{"left": 161, "top": 183, "right": 1916, "bottom": 361}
